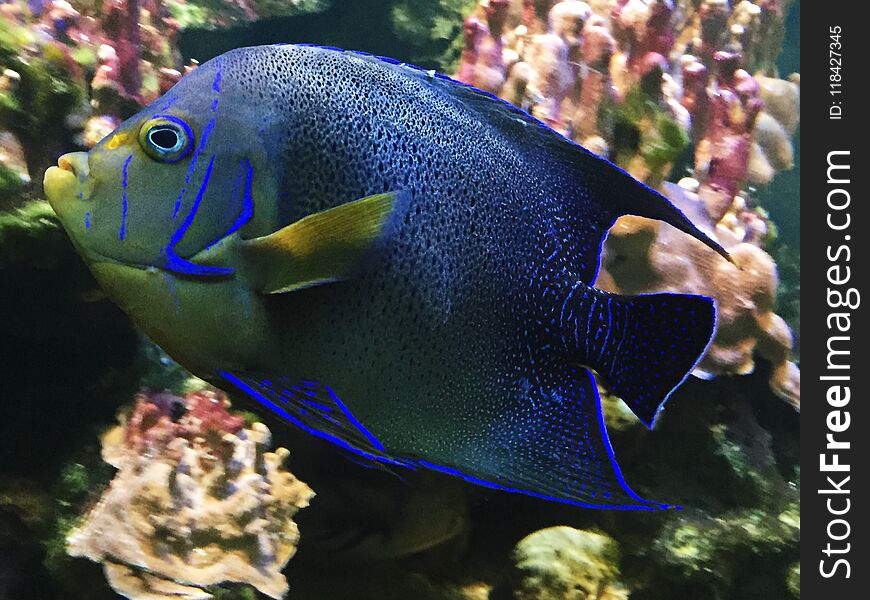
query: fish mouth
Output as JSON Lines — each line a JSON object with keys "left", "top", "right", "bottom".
{"left": 44, "top": 152, "right": 92, "bottom": 210}
{"left": 43, "top": 152, "right": 144, "bottom": 270}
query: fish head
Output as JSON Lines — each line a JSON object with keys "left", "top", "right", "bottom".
{"left": 43, "top": 57, "right": 280, "bottom": 371}
{"left": 44, "top": 57, "right": 280, "bottom": 278}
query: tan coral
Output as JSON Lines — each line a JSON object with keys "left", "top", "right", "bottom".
{"left": 511, "top": 526, "right": 627, "bottom": 600}
{"left": 596, "top": 184, "right": 800, "bottom": 409}
{"left": 748, "top": 74, "right": 800, "bottom": 186}
{"left": 67, "top": 390, "right": 314, "bottom": 600}
{"left": 524, "top": 33, "right": 574, "bottom": 130}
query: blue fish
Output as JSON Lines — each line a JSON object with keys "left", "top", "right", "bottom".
{"left": 44, "top": 44, "right": 727, "bottom": 509}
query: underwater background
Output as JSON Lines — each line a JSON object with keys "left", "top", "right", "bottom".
{"left": 1, "top": 1, "right": 799, "bottom": 599}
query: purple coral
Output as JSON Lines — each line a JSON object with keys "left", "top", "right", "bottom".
{"left": 612, "top": 0, "right": 675, "bottom": 75}
{"left": 696, "top": 51, "right": 762, "bottom": 221}
{"left": 101, "top": 0, "right": 142, "bottom": 100}
{"left": 457, "top": 16, "right": 488, "bottom": 84}
{"left": 456, "top": 1, "right": 512, "bottom": 94}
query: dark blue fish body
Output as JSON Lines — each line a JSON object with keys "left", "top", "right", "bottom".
{"left": 45, "top": 45, "right": 725, "bottom": 509}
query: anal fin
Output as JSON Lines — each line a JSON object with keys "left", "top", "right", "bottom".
{"left": 423, "top": 365, "right": 667, "bottom": 509}
{"left": 217, "top": 370, "right": 405, "bottom": 466}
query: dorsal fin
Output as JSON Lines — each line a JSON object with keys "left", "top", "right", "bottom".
{"left": 293, "top": 44, "right": 730, "bottom": 263}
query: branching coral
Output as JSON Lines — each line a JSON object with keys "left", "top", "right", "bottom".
{"left": 67, "top": 389, "right": 314, "bottom": 600}
{"left": 457, "top": 0, "right": 799, "bottom": 191}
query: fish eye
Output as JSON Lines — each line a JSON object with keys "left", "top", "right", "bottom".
{"left": 138, "top": 116, "right": 193, "bottom": 163}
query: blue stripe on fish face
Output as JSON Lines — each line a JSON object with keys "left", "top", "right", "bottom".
{"left": 173, "top": 116, "right": 216, "bottom": 219}
{"left": 157, "top": 61, "right": 239, "bottom": 274}
{"left": 120, "top": 153, "right": 133, "bottom": 240}
{"left": 202, "top": 158, "right": 255, "bottom": 252}
{"left": 99, "top": 57, "right": 248, "bottom": 277}
{"left": 210, "top": 62, "right": 223, "bottom": 113}
{"left": 212, "top": 61, "right": 222, "bottom": 93}
{"left": 163, "top": 154, "right": 234, "bottom": 276}
{"left": 160, "top": 95, "right": 178, "bottom": 111}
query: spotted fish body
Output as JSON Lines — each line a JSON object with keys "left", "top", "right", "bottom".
{"left": 45, "top": 45, "right": 726, "bottom": 509}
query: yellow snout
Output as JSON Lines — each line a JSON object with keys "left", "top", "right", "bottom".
{"left": 44, "top": 152, "right": 90, "bottom": 207}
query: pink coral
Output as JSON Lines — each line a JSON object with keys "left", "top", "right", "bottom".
{"left": 522, "top": 0, "right": 559, "bottom": 33}
{"left": 457, "top": 17, "right": 488, "bottom": 84}
{"left": 695, "top": 51, "right": 762, "bottom": 222}
{"left": 123, "top": 389, "right": 246, "bottom": 459}
{"left": 680, "top": 55, "right": 710, "bottom": 142}
{"left": 456, "top": 2, "right": 512, "bottom": 94}
{"left": 612, "top": 0, "right": 675, "bottom": 74}
{"left": 100, "top": 0, "right": 142, "bottom": 100}
{"left": 569, "top": 14, "right": 616, "bottom": 144}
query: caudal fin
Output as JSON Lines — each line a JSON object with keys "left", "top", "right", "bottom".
{"left": 567, "top": 286, "right": 716, "bottom": 428}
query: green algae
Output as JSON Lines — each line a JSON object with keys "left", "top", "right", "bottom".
{"left": 391, "top": 0, "right": 478, "bottom": 70}
{"left": 0, "top": 20, "right": 86, "bottom": 193}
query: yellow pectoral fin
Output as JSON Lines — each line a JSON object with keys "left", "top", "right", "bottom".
{"left": 243, "top": 191, "right": 407, "bottom": 294}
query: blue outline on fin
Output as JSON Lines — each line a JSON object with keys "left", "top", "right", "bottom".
{"left": 634, "top": 293, "right": 718, "bottom": 430}
{"left": 324, "top": 385, "right": 387, "bottom": 452}
{"left": 219, "top": 368, "right": 675, "bottom": 510}
{"left": 580, "top": 367, "right": 672, "bottom": 509}
{"left": 218, "top": 371, "right": 408, "bottom": 467}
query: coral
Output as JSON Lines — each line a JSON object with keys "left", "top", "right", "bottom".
{"left": 509, "top": 526, "right": 627, "bottom": 600}
{"left": 748, "top": 73, "right": 799, "bottom": 186}
{"left": 0, "top": 14, "right": 86, "bottom": 196}
{"left": 455, "top": 0, "right": 800, "bottom": 193}
{"left": 597, "top": 181, "right": 799, "bottom": 408}
{"left": 691, "top": 51, "right": 762, "bottom": 222}
{"left": 677, "top": 0, "right": 792, "bottom": 74}
{"left": 456, "top": 0, "right": 511, "bottom": 93}
{"left": 66, "top": 389, "right": 314, "bottom": 600}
